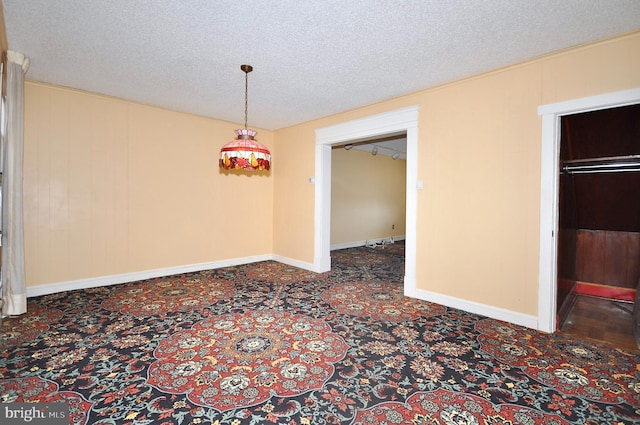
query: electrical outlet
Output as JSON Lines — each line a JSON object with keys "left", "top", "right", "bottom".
{"left": 392, "top": 224, "right": 395, "bottom": 229}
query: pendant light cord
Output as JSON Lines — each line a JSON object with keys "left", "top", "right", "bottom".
{"left": 244, "top": 70, "right": 249, "bottom": 130}
{"left": 243, "top": 66, "right": 252, "bottom": 130}
{"left": 239, "top": 64, "right": 253, "bottom": 131}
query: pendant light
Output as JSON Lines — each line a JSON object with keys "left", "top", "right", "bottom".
{"left": 219, "top": 65, "right": 271, "bottom": 171}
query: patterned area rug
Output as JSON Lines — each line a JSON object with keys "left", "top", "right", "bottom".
{"left": 1, "top": 241, "right": 639, "bottom": 424}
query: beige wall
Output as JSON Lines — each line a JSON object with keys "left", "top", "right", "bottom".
{"left": 22, "top": 32, "right": 640, "bottom": 319}
{"left": 273, "top": 32, "right": 640, "bottom": 316}
{"left": 24, "top": 83, "right": 274, "bottom": 286}
{"left": 270, "top": 124, "right": 316, "bottom": 261}
{"left": 331, "top": 147, "right": 406, "bottom": 245}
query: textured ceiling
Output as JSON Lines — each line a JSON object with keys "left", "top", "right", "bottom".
{"left": 4, "top": 0, "right": 640, "bottom": 131}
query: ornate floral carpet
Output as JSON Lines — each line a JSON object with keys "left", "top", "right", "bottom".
{"left": 1, "top": 242, "right": 639, "bottom": 424}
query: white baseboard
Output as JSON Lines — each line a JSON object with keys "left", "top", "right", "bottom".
{"left": 26, "top": 254, "right": 273, "bottom": 298}
{"left": 25, "top": 248, "right": 539, "bottom": 333}
{"left": 330, "top": 235, "right": 405, "bottom": 251}
{"left": 330, "top": 241, "right": 363, "bottom": 250}
{"left": 271, "top": 255, "right": 317, "bottom": 272}
{"left": 412, "top": 287, "right": 539, "bottom": 331}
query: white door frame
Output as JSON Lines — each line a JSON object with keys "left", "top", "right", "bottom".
{"left": 314, "top": 106, "right": 419, "bottom": 295}
{"left": 537, "top": 88, "right": 640, "bottom": 333}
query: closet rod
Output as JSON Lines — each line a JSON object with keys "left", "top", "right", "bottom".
{"left": 562, "top": 155, "right": 640, "bottom": 175}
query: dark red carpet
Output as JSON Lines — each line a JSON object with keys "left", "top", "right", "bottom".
{"left": 1, "top": 242, "right": 639, "bottom": 424}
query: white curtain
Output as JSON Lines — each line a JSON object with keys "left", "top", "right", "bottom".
{"left": 1, "top": 50, "right": 29, "bottom": 316}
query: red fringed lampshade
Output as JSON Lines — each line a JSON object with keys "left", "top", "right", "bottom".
{"left": 219, "top": 128, "right": 271, "bottom": 171}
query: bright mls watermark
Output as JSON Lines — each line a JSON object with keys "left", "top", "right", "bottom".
{"left": 1, "top": 403, "right": 68, "bottom": 424}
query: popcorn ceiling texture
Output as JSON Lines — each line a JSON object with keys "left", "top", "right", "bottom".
{"left": 4, "top": 0, "right": 640, "bottom": 130}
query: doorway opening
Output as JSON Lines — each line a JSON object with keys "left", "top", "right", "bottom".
{"left": 330, "top": 135, "right": 407, "bottom": 252}
{"left": 538, "top": 88, "right": 640, "bottom": 335}
{"left": 556, "top": 104, "right": 640, "bottom": 351}
{"left": 314, "top": 106, "right": 419, "bottom": 296}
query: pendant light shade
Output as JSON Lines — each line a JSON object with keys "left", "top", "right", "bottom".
{"left": 220, "top": 129, "right": 271, "bottom": 171}
{"left": 219, "top": 65, "right": 271, "bottom": 171}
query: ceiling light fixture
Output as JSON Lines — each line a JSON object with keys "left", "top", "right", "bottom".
{"left": 219, "top": 64, "right": 271, "bottom": 171}
{"left": 344, "top": 144, "right": 353, "bottom": 150}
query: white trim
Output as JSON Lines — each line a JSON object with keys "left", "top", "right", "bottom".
{"left": 537, "top": 112, "right": 560, "bottom": 333}
{"left": 315, "top": 106, "right": 419, "bottom": 293}
{"left": 538, "top": 89, "right": 640, "bottom": 116}
{"left": 313, "top": 143, "right": 332, "bottom": 273}
{"left": 315, "top": 107, "right": 419, "bottom": 145}
{"left": 330, "top": 236, "right": 406, "bottom": 251}
{"left": 414, "top": 288, "right": 539, "bottom": 330}
{"left": 537, "top": 88, "right": 640, "bottom": 333}
{"left": 26, "top": 255, "right": 273, "bottom": 298}
{"left": 404, "top": 124, "right": 418, "bottom": 298}
{"left": 271, "top": 255, "right": 316, "bottom": 272}
{"left": 330, "top": 241, "right": 364, "bottom": 251}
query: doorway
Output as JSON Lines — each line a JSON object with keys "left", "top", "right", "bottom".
{"left": 314, "top": 106, "right": 419, "bottom": 296}
{"left": 556, "top": 104, "right": 640, "bottom": 350}
{"left": 330, "top": 136, "right": 407, "bottom": 251}
{"left": 538, "top": 88, "right": 640, "bottom": 334}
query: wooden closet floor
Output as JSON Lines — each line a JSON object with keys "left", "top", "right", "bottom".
{"left": 559, "top": 295, "right": 638, "bottom": 352}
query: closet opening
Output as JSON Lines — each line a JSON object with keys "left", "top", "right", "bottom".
{"left": 556, "top": 103, "right": 640, "bottom": 351}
